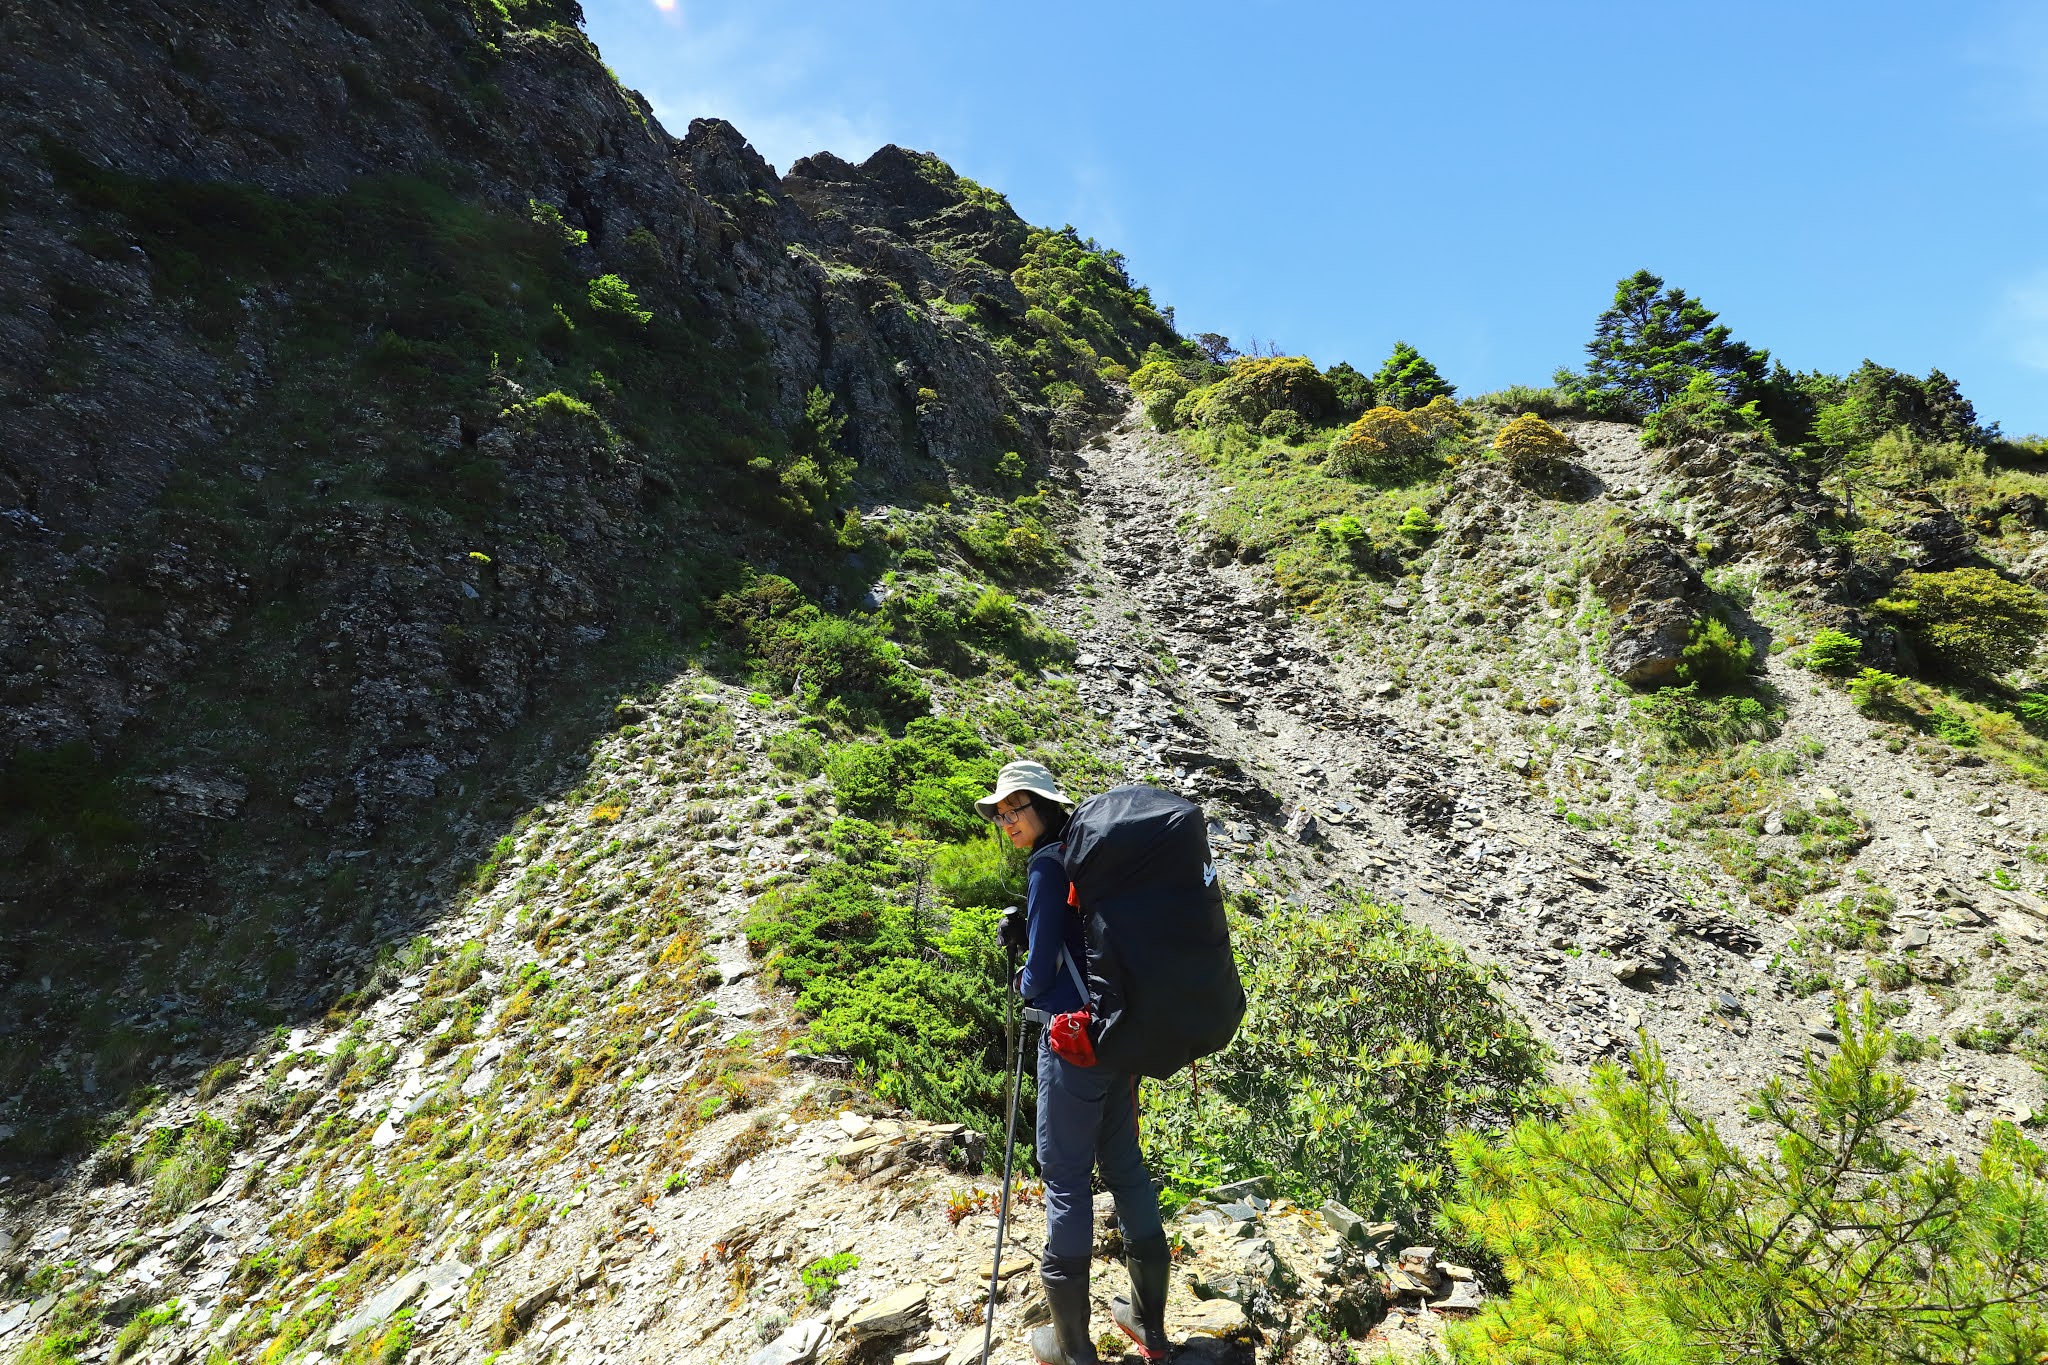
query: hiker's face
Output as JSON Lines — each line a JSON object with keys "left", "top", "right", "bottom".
{"left": 993, "top": 793, "right": 1042, "bottom": 849}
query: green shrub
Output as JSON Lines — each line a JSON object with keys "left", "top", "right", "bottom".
{"left": 824, "top": 717, "right": 998, "bottom": 841}
{"left": 527, "top": 198, "right": 586, "bottom": 247}
{"left": 1129, "top": 360, "right": 1193, "bottom": 429}
{"left": 1473, "top": 385, "right": 1583, "bottom": 419}
{"left": 1146, "top": 894, "right": 1545, "bottom": 1221}
{"left": 801, "top": 1252, "right": 859, "bottom": 1302}
{"left": 745, "top": 821, "right": 1011, "bottom": 1129}
{"left": 1675, "top": 616, "right": 1755, "bottom": 688}
{"left": 134, "top": 1113, "right": 237, "bottom": 1215}
{"left": 524, "top": 389, "right": 599, "bottom": 425}
{"left": 1805, "top": 628, "right": 1863, "bottom": 672}
{"left": 1863, "top": 429, "right": 1983, "bottom": 490}
{"left": 883, "top": 581, "right": 1070, "bottom": 675}
{"left": 585, "top": 272, "right": 650, "bottom": 325}
{"left": 1930, "top": 702, "right": 1981, "bottom": 747}
{"left": 1848, "top": 667, "right": 1908, "bottom": 710}
{"left": 766, "top": 728, "right": 827, "bottom": 778}
{"left": 1634, "top": 683, "right": 1780, "bottom": 754}
{"left": 1312, "top": 514, "right": 1373, "bottom": 567}
{"left": 1441, "top": 997, "right": 2048, "bottom": 1365}
{"left": 1876, "top": 568, "right": 2048, "bottom": 678}
{"left": 929, "top": 833, "right": 1025, "bottom": 910}
{"left": 1398, "top": 506, "right": 1440, "bottom": 539}
{"left": 1259, "top": 408, "right": 1306, "bottom": 440}
{"left": 957, "top": 494, "right": 1062, "bottom": 580}
{"left": 1641, "top": 371, "right": 1768, "bottom": 447}
{"left": 1801, "top": 887, "right": 1894, "bottom": 950}
{"left": 964, "top": 586, "right": 1021, "bottom": 637}
{"left": 711, "top": 575, "right": 929, "bottom": 725}
{"left": 1890, "top": 1031, "right": 1941, "bottom": 1062}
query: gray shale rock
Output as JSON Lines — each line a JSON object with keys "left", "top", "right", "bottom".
{"left": 844, "top": 1285, "right": 931, "bottom": 1341}
{"left": 748, "top": 1317, "right": 829, "bottom": 1365}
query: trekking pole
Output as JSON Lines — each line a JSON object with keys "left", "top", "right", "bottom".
{"left": 982, "top": 944, "right": 1029, "bottom": 1365}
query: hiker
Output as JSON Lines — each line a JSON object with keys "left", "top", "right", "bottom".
{"left": 981, "top": 760, "right": 1171, "bottom": 1365}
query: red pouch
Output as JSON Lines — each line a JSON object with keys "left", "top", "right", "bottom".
{"left": 1046, "top": 1010, "right": 1098, "bottom": 1066}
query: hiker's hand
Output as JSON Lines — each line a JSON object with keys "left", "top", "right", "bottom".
{"left": 998, "top": 905, "right": 1028, "bottom": 950}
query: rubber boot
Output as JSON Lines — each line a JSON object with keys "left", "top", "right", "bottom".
{"left": 1030, "top": 1254, "right": 1100, "bottom": 1365}
{"left": 1110, "top": 1233, "right": 1171, "bottom": 1361}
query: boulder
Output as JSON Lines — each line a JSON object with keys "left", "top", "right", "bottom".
{"left": 1318, "top": 1199, "right": 1369, "bottom": 1245}
{"left": 1203, "top": 1176, "right": 1273, "bottom": 1203}
{"left": 748, "top": 1317, "right": 829, "bottom": 1365}
{"left": 1180, "top": 1298, "right": 1251, "bottom": 1338}
{"left": 1396, "top": 1246, "right": 1437, "bottom": 1274}
{"left": 1588, "top": 534, "right": 1710, "bottom": 687}
{"left": 845, "top": 1286, "right": 931, "bottom": 1341}
{"left": 327, "top": 1270, "right": 428, "bottom": 1348}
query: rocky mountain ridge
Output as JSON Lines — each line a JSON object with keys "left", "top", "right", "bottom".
{"left": 2, "top": 0, "right": 1171, "bottom": 1152}
{"left": 4, "top": 409, "right": 2042, "bottom": 1363}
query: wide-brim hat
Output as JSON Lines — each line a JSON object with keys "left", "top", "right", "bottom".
{"left": 974, "top": 759, "right": 1074, "bottom": 820}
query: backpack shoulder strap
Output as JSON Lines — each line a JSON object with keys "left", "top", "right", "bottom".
{"left": 1058, "top": 944, "right": 1089, "bottom": 1000}
{"left": 1031, "top": 842, "right": 1090, "bottom": 1001}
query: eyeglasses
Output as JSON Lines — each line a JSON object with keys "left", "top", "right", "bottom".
{"left": 992, "top": 805, "right": 1030, "bottom": 827}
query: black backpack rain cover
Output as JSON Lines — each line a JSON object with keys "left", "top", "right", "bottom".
{"left": 1044, "top": 784, "right": 1246, "bottom": 1079}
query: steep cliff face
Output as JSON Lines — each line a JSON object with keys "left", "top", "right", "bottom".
{"left": 0, "top": 0, "right": 1171, "bottom": 1154}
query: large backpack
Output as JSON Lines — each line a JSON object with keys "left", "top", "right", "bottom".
{"left": 1033, "top": 784, "right": 1246, "bottom": 1079}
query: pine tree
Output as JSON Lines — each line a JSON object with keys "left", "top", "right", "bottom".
{"left": 1372, "top": 341, "right": 1454, "bottom": 410}
{"left": 1441, "top": 995, "right": 2048, "bottom": 1365}
{"left": 1576, "top": 270, "right": 1768, "bottom": 416}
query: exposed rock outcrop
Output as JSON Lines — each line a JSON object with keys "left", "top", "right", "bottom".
{"left": 1588, "top": 529, "right": 1711, "bottom": 687}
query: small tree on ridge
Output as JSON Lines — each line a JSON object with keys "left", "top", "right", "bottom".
{"left": 1573, "top": 269, "right": 1768, "bottom": 417}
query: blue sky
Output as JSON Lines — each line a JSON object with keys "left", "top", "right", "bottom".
{"left": 583, "top": 1, "right": 2048, "bottom": 435}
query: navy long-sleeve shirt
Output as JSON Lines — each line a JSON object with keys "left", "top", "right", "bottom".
{"left": 1017, "top": 845, "right": 1087, "bottom": 1014}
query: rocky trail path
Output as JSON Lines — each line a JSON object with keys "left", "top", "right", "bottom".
{"left": 1045, "top": 415, "right": 2046, "bottom": 1144}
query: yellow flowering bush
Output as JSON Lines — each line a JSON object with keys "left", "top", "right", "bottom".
{"left": 1492, "top": 413, "right": 1576, "bottom": 484}
{"left": 1324, "top": 405, "right": 1430, "bottom": 480}
{"left": 1408, "top": 395, "right": 1466, "bottom": 441}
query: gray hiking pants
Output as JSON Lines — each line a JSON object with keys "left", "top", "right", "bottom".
{"left": 1035, "top": 1031, "right": 1163, "bottom": 1261}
